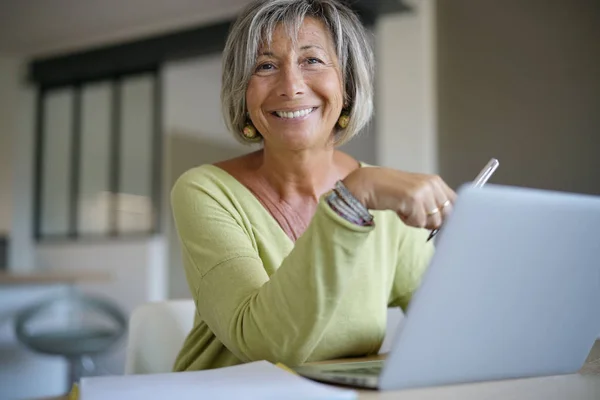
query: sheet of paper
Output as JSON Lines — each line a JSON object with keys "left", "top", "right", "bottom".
{"left": 80, "top": 360, "right": 357, "bottom": 400}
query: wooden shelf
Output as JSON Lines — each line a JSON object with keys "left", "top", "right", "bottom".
{"left": 0, "top": 270, "right": 112, "bottom": 285}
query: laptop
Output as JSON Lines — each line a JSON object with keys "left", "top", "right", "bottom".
{"left": 294, "top": 184, "right": 600, "bottom": 391}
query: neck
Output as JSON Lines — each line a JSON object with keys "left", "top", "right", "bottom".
{"left": 256, "top": 145, "right": 340, "bottom": 202}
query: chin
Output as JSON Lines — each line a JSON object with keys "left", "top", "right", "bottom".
{"left": 272, "top": 131, "right": 330, "bottom": 151}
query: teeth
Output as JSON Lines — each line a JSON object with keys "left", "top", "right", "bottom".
{"left": 275, "top": 108, "right": 314, "bottom": 119}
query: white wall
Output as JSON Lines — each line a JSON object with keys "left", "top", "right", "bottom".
{"left": 376, "top": 0, "right": 437, "bottom": 174}
{"left": 164, "top": 54, "right": 247, "bottom": 148}
{"left": 0, "top": 57, "right": 21, "bottom": 235}
{"left": 8, "top": 76, "right": 35, "bottom": 271}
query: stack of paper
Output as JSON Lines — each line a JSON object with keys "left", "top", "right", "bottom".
{"left": 79, "top": 361, "right": 357, "bottom": 400}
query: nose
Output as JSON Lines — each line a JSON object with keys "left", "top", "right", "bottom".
{"left": 277, "top": 64, "right": 305, "bottom": 99}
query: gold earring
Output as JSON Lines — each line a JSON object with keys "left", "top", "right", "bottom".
{"left": 337, "top": 112, "right": 350, "bottom": 129}
{"left": 242, "top": 123, "right": 257, "bottom": 139}
{"left": 242, "top": 122, "right": 261, "bottom": 141}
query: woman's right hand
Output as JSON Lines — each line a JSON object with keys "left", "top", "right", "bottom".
{"left": 342, "top": 167, "right": 457, "bottom": 230}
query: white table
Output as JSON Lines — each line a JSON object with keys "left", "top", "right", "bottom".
{"left": 37, "top": 341, "right": 600, "bottom": 400}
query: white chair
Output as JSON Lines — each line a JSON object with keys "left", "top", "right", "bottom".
{"left": 125, "top": 300, "right": 196, "bottom": 375}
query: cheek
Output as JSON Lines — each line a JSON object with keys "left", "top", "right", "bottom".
{"left": 312, "top": 74, "right": 344, "bottom": 112}
{"left": 245, "top": 78, "right": 264, "bottom": 111}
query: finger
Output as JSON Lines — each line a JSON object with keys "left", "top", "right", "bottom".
{"left": 423, "top": 200, "right": 442, "bottom": 230}
{"left": 440, "top": 200, "right": 453, "bottom": 218}
{"left": 410, "top": 188, "right": 432, "bottom": 229}
{"left": 409, "top": 207, "right": 427, "bottom": 229}
{"left": 431, "top": 178, "right": 453, "bottom": 218}
{"left": 421, "top": 176, "right": 447, "bottom": 228}
{"left": 439, "top": 179, "right": 457, "bottom": 205}
{"left": 397, "top": 196, "right": 427, "bottom": 228}
{"left": 397, "top": 211, "right": 412, "bottom": 227}
{"left": 397, "top": 198, "right": 410, "bottom": 217}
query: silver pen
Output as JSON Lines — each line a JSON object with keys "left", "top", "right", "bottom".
{"left": 426, "top": 158, "right": 499, "bottom": 242}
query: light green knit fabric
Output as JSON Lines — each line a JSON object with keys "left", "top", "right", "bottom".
{"left": 171, "top": 164, "right": 434, "bottom": 371}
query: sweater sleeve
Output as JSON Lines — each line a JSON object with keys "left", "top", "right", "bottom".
{"left": 388, "top": 225, "right": 435, "bottom": 311}
{"left": 170, "top": 171, "right": 376, "bottom": 366}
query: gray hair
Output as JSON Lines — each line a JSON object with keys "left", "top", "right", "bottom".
{"left": 221, "top": 0, "right": 374, "bottom": 146}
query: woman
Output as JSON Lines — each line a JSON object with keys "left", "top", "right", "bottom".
{"left": 171, "top": 0, "right": 455, "bottom": 372}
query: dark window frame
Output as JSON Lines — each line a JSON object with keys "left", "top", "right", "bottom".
{"left": 33, "top": 68, "right": 162, "bottom": 242}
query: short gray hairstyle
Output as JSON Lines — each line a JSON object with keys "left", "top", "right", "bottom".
{"left": 221, "top": 0, "right": 374, "bottom": 146}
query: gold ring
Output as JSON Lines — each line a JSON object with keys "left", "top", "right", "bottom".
{"left": 441, "top": 200, "right": 451, "bottom": 209}
{"left": 427, "top": 207, "right": 440, "bottom": 216}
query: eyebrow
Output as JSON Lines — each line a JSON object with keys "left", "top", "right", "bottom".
{"left": 300, "top": 44, "right": 324, "bottom": 51}
{"left": 258, "top": 44, "right": 325, "bottom": 57}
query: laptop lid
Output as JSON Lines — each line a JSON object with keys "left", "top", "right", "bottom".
{"left": 379, "top": 184, "right": 600, "bottom": 391}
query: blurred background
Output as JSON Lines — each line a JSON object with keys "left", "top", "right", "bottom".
{"left": 0, "top": 0, "right": 598, "bottom": 398}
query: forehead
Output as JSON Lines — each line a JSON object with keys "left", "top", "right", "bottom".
{"left": 259, "top": 17, "right": 334, "bottom": 51}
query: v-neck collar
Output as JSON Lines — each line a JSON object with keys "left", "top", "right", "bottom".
{"left": 202, "top": 164, "right": 296, "bottom": 247}
{"left": 202, "top": 162, "right": 366, "bottom": 246}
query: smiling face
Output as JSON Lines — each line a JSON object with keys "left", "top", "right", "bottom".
{"left": 245, "top": 17, "right": 345, "bottom": 151}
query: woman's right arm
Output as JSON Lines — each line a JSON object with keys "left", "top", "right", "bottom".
{"left": 342, "top": 166, "right": 457, "bottom": 230}
{"left": 171, "top": 171, "right": 375, "bottom": 367}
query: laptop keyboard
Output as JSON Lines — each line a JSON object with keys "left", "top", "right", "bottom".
{"left": 327, "top": 365, "right": 383, "bottom": 375}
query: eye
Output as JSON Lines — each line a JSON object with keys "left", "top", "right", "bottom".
{"left": 306, "top": 57, "right": 323, "bottom": 65}
{"left": 255, "top": 62, "right": 275, "bottom": 72}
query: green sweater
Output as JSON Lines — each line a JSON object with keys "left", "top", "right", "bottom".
{"left": 171, "top": 164, "right": 434, "bottom": 371}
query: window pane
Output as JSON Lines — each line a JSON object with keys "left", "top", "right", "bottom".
{"left": 41, "top": 89, "right": 73, "bottom": 236}
{"left": 117, "top": 74, "right": 154, "bottom": 234}
{"left": 78, "top": 82, "right": 111, "bottom": 235}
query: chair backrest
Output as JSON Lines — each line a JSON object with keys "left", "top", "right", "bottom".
{"left": 125, "top": 300, "right": 195, "bottom": 375}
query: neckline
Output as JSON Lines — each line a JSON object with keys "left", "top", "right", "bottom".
{"left": 202, "top": 162, "right": 366, "bottom": 245}
{"left": 202, "top": 164, "right": 295, "bottom": 246}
